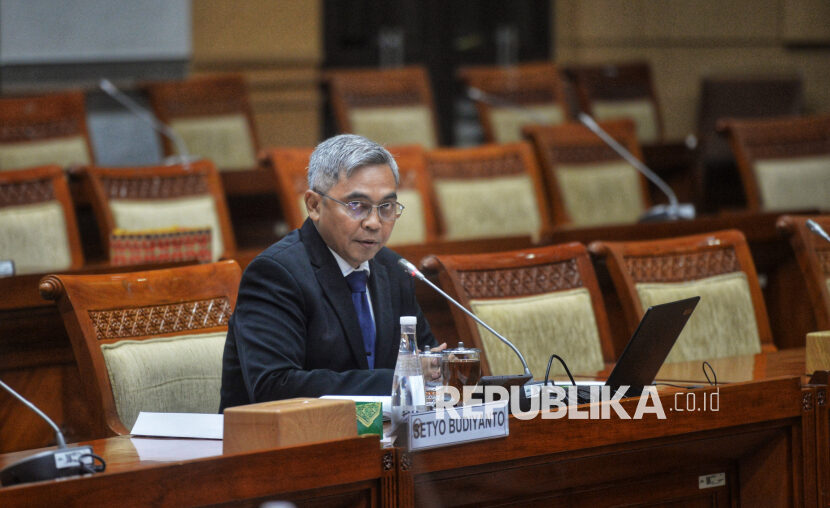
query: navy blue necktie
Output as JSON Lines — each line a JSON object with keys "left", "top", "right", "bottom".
{"left": 345, "top": 270, "right": 376, "bottom": 369}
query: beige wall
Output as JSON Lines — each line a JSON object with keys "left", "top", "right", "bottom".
{"left": 190, "top": 0, "right": 323, "bottom": 147}
{"left": 554, "top": 0, "right": 830, "bottom": 140}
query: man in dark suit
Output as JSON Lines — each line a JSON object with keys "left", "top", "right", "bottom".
{"left": 220, "top": 134, "right": 441, "bottom": 410}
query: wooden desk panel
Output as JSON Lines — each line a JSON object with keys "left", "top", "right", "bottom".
{"left": 398, "top": 377, "right": 810, "bottom": 507}
{"left": 0, "top": 435, "right": 389, "bottom": 508}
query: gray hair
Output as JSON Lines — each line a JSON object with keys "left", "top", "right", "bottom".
{"left": 307, "top": 134, "right": 399, "bottom": 192}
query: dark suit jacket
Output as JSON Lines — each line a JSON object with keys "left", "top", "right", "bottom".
{"left": 220, "top": 219, "right": 437, "bottom": 411}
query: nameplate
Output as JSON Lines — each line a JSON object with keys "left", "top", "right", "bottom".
{"left": 407, "top": 401, "right": 509, "bottom": 451}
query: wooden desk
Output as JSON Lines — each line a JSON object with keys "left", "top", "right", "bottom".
{"left": 0, "top": 435, "right": 390, "bottom": 507}
{"left": 397, "top": 376, "right": 817, "bottom": 507}
{"left": 656, "top": 347, "right": 808, "bottom": 384}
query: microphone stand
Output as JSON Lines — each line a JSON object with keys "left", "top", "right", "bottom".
{"left": 0, "top": 379, "right": 101, "bottom": 486}
{"left": 577, "top": 112, "right": 696, "bottom": 222}
{"left": 98, "top": 78, "right": 198, "bottom": 167}
{"left": 398, "top": 258, "right": 532, "bottom": 379}
{"left": 807, "top": 219, "right": 830, "bottom": 244}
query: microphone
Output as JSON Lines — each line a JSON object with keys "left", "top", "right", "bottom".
{"left": 398, "top": 258, "right": 532, "bottom": 379}
{"left": 577, "top": 112, "right": 696, "bottom": 222}
{"left": 807, "top": 219, "right": 830, "bottom": 243}
{"left": 98, "top": 78, "right": 198, "bottom": 167}
{"left": 1, "top": 379, "right": 103, "bottom": 486}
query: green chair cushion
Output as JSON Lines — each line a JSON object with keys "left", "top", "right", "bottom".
{"left": 470, "top": 288, "right": 605, "bottom": 378}
{"left": 109, "top": 195, "right": 224, "bottom": 261}
{"left": 592, "top": 99, "right": 659, "bottom": 144}
{"left": 753, "top": 154, "right": 830, "bottom": 211}
{"left": 555, "top": 160, "right": 645, "bottom": 225}
{"left": 349, "top": 106, "right": 437, "bottom": 149}
{"left": 0, "top": 136, "right": 90, "bottom": 170}
{"left": 101, "top": 331, "right": 226, "bottom": 430}
{"left": 0, "top": 201, "right": 72, "bottom": 274}
{"left": 635, "top": 272, "right": 762, "bottom": 363}
{"left": 170, "top": 114, "right": 258, "bottom": 170}
{"left": 490, "top": 104, "right": 566, "bottom": 143}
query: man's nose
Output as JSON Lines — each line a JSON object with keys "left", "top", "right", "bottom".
{"left": 362, "top": 206, "right": 383, "bottom": 229}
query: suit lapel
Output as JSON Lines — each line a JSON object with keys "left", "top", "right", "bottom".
{"left": 369, "top": 258, "right": 396, "bottom": 369}
{"left": 301, "top": 220, "right": 369, "bottom": 369}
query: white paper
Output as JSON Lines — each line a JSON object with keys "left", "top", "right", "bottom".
{"left": 320, "top": 395, "right": 391, "bottom": 417}
{"left": 130, "top": 412, "right": 224, "bottom": 439}
{"left": 130, "top": 437, "right": 223, "bottom": 462}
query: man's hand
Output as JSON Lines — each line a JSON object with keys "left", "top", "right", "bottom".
{"left": 430, "top": 342, "right": 448, "bottom": 353}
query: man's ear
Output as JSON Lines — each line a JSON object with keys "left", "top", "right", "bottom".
{"left": 305, "top": 190, "right": 321, "bottom": 221}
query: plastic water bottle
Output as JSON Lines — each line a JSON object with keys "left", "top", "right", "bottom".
{"left": 389, "top": 316, "right": 426, "bottom": 443}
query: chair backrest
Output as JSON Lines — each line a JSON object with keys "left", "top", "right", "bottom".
{"left": 568, "top": 61, "right": 663, "bottom": 144}
{"left": 144, "top": 74, "right": 260, "bottom": 171}
{"left": 325, "top": 66, "right": 440, "bottom": 148}
{"left": 457, "top": 62, "right": 571, "bottom": 144}
{"left": 719, "top": 114, "right": 830, "bottom": 212}
{"left": 83, "top": 160, "right": 236, "bottom": 262}
{"left": 421, "top": 243, "right": 614, "bottom": 377}
{"left": 264, "top": 145, "right": 439, "bottom": 246}
{"left": 0, "top": 91, "right": 94, "bottom": 170}
{"left": 777, "top": 214, "right": 830, "bottom": 330}
{"left": 0, "top": 165, "right": 84, "bottom": 274}
{"left": 424, "top": 142, "right": 551, "bottom": 241}
{"left": 589, "top": 230, "right": 774, "bottom": 364}
{"left": 523, "top": 119, "right": 650, "bottom": 226}
{"left": 39, "top": 260, "right": 241, "bottom": 437}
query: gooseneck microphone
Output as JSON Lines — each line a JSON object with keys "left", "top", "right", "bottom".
{"left": 807, "top": 219, "right": 830, "bottom": 243}
{"left": 398, "top": 258, "right": 532, "bottom": 378}
{"left": 577, "top": 112, "right": 696, "bottom": 222}
{"left": 99, "top": 78, "right": 196, "bottom": 166}
{"left": 0, "top": 379, "right": 103, "bottom": 486}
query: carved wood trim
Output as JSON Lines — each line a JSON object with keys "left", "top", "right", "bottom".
{"left": 545, "top": 145, "right": 619, "bottom": 165}
{"left": 624, "top": 248, "right": 739, "bottom": 283}
{"left": 429, "top": 153, "right": 526, "bottom": 179}
{"left": 817, "top": 388, "right": 826, "bottom": 407}
{"left": 458, "top": 259, "right": 583, "bottom": 299}
{"left": 803, "top": 391, "right": 815, "bottom": 412}
{"left": 0, "top": 120, "right": 84, "bottom": 143}
{"left": 0, "top": 179, "right": 54, "bottom": 208}
{"left": 87, "top": 297, "right": 231, "bottom": 340}
{"left": 101, "top": 174, "right": 208, "bottom": 200}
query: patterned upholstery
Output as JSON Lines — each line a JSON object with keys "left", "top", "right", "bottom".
{"left": 433, "top": 175, "right": 540, "bottom": 240}
{"left": 109, "top": 195, "right": 224, "bottom": 261}
{"left": 555, "top": 160, "right": 645, "bottom": 225}
{"left": 753, "top": 154, "right": 830, "bottom": 211}
{"left": 0, "top": 201, "right": 72, "bottom": 274}
{"left": 169, "top": 115, "right": 257, "bottom": 170}
{"left": 348, "top": 106, "right": 437, "bottom": 148}
{"left": 635, "top": 272, "right": 762, "bottom": 363}
{"left": 101, "top": 330, "right": 226, "bottom": 430}
{"left": 591, "top": 99, "right": 659, "bottom": 144}
{"left": 386, "top": 188, "right": 426, "bottom": 246}
{"left": 490, "top": 105, "right": 566, "bottom": 143}
{"left": 0, "top": 137, "right": 90, "bottom": 170}
{"left": 470, "top": 288, "right": 605, "bottom": 377}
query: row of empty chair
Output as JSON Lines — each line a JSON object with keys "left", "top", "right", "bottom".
{"left": 38, "top": 219, "right": 830, "bottom": 436}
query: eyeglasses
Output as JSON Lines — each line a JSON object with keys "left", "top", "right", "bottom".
{"left": 314, "top": 190, "right": 405, "bottom": 222}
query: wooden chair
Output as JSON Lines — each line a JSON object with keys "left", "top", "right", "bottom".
{"left": 144, "top": 74, "right": 260, "bottom": 174}
{"left": 82, "top": 160, "right": 236, "bottom": 262}
{"left": 0, "top": 91, "right": 94, "bottom": 170}
{"left": 0, "top": 165, "right": 84, "bottom": 275}
{"left": 777, "top": 214, "right": 830, "bottom": 330}
{"left": 693, "top": 74, "right": 803, "bottom": 212}
{"left": 523, "top": 119, "right": 651, "bottom": 226}
{"left": 457, "top": 61, "right": 571, "bottom": 144}
{"left": 39, "top": 260, "right": 241, "bottom": 437}
{"left": 589, "top": 230, "right": 775, "bottom": 364}
{"left": 325, "top": 66, "right": 441, "bottom": 148}
{"left": 424, "top": 142, "right": 551, "bottom": 241}
{"left": 263, "top": 145, "right": 439, "bottom": 245}
{"left": 567, "top": 61, "right": 663, "bottom": 144}
{"left": 421, "top": 243, "right": 615, "bottom": 378}
{"left": 719, "top": 114, "right": 830, "bottom": 212}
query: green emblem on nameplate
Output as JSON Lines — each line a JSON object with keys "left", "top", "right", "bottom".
{"left": 355, "top": 401, "right": 383, "bottom": 436}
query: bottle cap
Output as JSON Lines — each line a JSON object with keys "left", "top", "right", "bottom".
{"left": 399, "top": 316, "right": 417, "bottom": 326}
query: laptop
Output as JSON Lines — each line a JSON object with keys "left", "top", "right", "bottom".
{"left": 535, "top": 296, "right": 700, "bottom": 405}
